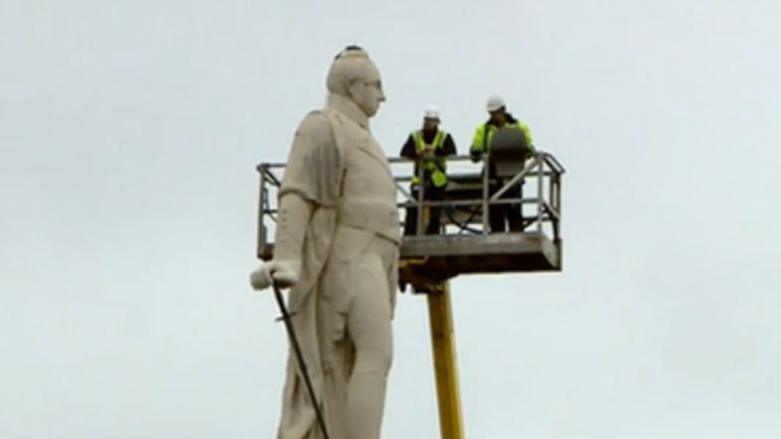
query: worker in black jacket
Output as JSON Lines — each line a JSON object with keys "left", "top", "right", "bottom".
{"left": 400, "top": 106, "right": 457, "bottom": 235}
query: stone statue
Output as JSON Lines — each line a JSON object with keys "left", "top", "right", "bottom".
{"left": 250, "top": 46, "right": 400, "bottom": 439}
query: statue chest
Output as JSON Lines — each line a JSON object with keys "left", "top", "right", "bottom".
{"left": 337, "top": 125, "right": 396, "bottom": 204}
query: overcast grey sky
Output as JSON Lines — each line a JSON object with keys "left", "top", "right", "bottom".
{"left": 2, "top": 1, "right": 780, "bottom": 438}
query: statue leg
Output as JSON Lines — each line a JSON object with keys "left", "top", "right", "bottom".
{"left": 345, "top": 236, "right": 396, "bottom": 439}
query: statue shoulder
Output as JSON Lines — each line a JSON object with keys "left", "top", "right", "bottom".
{"left": 295, "top": 110, "right": 332, "bottom": 137}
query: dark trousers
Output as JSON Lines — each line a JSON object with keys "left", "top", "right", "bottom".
{"left": 488, "top": 180, "right": 524, "bottom": 233}
{"left": 404, "top": 184, "right": 445, "bottom": 235}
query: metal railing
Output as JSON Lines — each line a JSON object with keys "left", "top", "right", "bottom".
{"left": 256, "top": 151, "right": 564, "bottom": 260}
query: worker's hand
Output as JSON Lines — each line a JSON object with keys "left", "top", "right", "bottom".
{"left": 249, "top": 259, "right": 301, "bottom": 291}
{"left": 416, "top": 143, "right": 430, "bottom": 156}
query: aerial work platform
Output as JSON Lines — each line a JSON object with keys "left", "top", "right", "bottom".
{"left": 256, "top": 150, "right": 565, "bottom": 439}
{"left": 258, "top": 152, "right": 565, "bottom": 286}
{"left": 401, "top": 231, "right": 559, "bottom": 282}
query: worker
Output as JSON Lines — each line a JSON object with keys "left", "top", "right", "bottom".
{"left": 470, "top": 95, "right": 535, "bottom": 233}
{"left": 400, "top": 105, "right": 457, "bottom": 235}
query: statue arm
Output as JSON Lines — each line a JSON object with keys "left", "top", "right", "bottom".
{"left": 273, "top": 193, "right": 314, "bottom": 262}
{"left": 275, "top": 111, "right": 342, "bottom": 272}
{"left": 251, "top": 112, "right": 341, "bottom": 291}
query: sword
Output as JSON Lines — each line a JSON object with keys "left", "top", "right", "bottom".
{"left": 272, "top": 282, "right": 330, "bottom": 439}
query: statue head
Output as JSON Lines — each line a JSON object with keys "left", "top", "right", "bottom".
{"left": 327, "top": 46, "right": 386, "bottom": 118}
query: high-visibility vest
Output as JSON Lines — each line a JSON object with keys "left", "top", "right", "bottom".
{"left": 469, "top": 121, "right": 534, "bottom": 155}
{"left": 411, "top": 129, "right": 449, "bottom": 187}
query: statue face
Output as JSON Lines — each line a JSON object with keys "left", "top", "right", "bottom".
{"left": 348, "top": 69, "right": 386, "bottom": 118}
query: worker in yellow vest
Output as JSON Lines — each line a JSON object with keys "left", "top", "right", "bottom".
{"left": 470, "top": 95, "right": 535, "bottom": 233}
{"left": 400, "top": 106, "right": 457, "bottom": 235}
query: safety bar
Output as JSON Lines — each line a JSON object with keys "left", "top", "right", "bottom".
{"left": 256, "top": 151, "right": 564, "bottom": 260}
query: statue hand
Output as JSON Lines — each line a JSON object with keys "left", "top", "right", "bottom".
{"left": 249, "top": 260, "right": 301, "bottom": 291}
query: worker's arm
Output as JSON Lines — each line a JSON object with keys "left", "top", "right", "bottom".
{"left": 469, "top": 125, "right": 486, "bottom": 162}
{"left": 438, "top": 133, "right": 457, "bottom": 156}
{"left": 400, "top": 134, "right": 417, "bottom": 159}
{"left": 518, "top": 121, "right": 535, "bottom": 152}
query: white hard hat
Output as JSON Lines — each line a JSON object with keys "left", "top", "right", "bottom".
{"left": 486, "top": 95, "right": 506, "bottom": 112}
{"left": 423, "top": 105, "right": 440, "bottom": 120}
